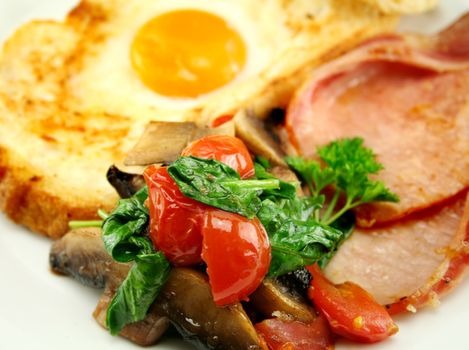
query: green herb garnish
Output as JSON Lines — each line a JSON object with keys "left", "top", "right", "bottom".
{"left": 286, "top": 137, "right": 399, "bottom": 225}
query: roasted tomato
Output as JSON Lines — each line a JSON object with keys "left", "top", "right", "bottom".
{"left": 255, "top": 315, "right": 334, "bottom": 350}
{"left": 201, "top": 209, "right": 271, "bottom": 305}
{"left": 307, "top": 264, "right": 398, "bottom": 343}
{"left": 181, "top": 134, "right": 255, "bottom": 179}
{"left": 144, "top": 165, "right": 206, "bottom": 266}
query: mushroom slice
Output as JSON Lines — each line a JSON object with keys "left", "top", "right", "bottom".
{"left": 124, "top": 121, "right": 197, "bottom": 166}
{"left": 250, "top": 278, "right": 316, "bottom": 323}
{"left": 93, "top": 285, "right": 170, "bottom": 346}
{"left": 49, "top": 227, "right": 130, "bottom": 288}
{"left": 106, "top": 165, "right": 146, "bottom": 198}
{"left": 124, "top": 121, "right": 235, "bottom": 166}
{"left": 153, "top": 268, "right": 266, "bottom": 350}
{"left": 49, "top": 228, "right": 170, "bottom": 346}
{"left": 234, "top": 109, "right": 286, "bottom": 166}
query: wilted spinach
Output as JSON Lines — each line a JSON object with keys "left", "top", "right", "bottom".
{"left": 101, "top": 186, "right": 171, "bottom": 335}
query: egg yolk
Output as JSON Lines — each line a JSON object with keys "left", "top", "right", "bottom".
{"left": 131, "top": 9, "right": 247, "bottom": 98}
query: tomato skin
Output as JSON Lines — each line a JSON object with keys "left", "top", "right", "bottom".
{"left": 255, "top": 315, "right": 334, "bottom": 350}
{"left": 307, "top": 264, "right": 398, "bottom": 343}
{"left": 181, "top": 134, "right": 255, "bottom": 179}
{"left": 201, "top": 209, "right": 271, "bottom": 305}
{"left": 211, "top": 114, "right": 234, "bottom": 127}
{"left": 144, "top": 165, "right": 207, "bottom": 266}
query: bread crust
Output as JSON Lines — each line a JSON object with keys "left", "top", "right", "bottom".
{"left": 0, "top": 147, "right": 117, "bottom": 239}
{"left": 359, "top": 0, "right": 437, "bottom": 14}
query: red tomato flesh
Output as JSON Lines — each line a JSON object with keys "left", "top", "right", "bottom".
{"left": 144, "top": 165, "right": 207, "bottom": 266}
{"left": 211, "top": 114, "right": 234, "bottom": 127}
{"left": 201, "top": 209, "right": 271, "bottom": 305}
{"left": 307, "top": 264, "right": 398, "bottom": 343}
{"left": 181, "top": 134, "right": 255, "bottom": 179}
{"left": 255, "top": 316, "right": 334, "bottom": 350}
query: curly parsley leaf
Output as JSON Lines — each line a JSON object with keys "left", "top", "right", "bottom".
{"left": 287, "top": 137, "right": 399, "bottom": 225}
{"left": 285, "top": 156, "right": 335, "bottom": 197}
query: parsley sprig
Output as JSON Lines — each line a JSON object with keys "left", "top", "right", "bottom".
{"left": 286, "top": 137, "right": 398, "bottom": 225}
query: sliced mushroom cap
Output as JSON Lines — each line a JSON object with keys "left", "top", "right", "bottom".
{"left": 125, "top": 122, "right": 198, "bottom": 166}
{"left": 49, "top": 227, "right": 130, "bottom": 288}
{"left": 250, "top": 278, "right": 316, "bottom": 323}
{"left": 153, "top": 268, "right": 266, "bottom": 350}
{"left": 234, "top": 109, "right": 286, "bottom": 166}
{"left": 124, "top": 121, "right": 235, "bottom": 167}
{"left": 106, "top": 165, "right": 146, "bottom": 199}
{"left": 49, "top": 228, "right": 170, "bottom": 346}
{"left": 94, "top": 285, "right": 170, "bottom": 346}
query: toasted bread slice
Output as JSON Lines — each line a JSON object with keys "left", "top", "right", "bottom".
{"left": 0, "top": 0, "right": 404, "bottom": 238}
{"left": 360, "top": 0, "right": 437, "bottom": 14}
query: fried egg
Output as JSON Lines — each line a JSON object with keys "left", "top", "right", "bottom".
{"left": 61, "top": 0, "right": 350, "bottom": 123}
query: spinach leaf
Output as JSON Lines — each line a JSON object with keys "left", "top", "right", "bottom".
{"left": 168, "top": 156, "right": 281, "bottom": 218}
{"left": 101, "top": 187, "right": 172, "bottom": 335}
{"left": 106, "top": 251, "right": 170, "bottom": 335}
{"left": 102, "top": 186, "right": 149, "bottom": 262}
{"left": 257, "top": 199, "right": 343, "bottom": 277}
{"left": 254, "top": 160, "right": 297, "bottom": 200}
{"left": 317, "top": 210, "right": 355, "bottom": 268}
{"left": 268, "top": 221, "right": 343, "bottom": 277}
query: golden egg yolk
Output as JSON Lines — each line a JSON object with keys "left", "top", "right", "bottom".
{"left": 131, "top": 9, "right": 247, "bottom": 98}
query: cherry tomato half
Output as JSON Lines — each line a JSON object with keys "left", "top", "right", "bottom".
{"left": 307, "top": 264, "right": 398, "bottom": 343}
{"left": 201, "top": 209, "right": 271, "bottom": 305}
{"left": 181, "top": 134, "right": 255, "bottom": 179}
{"left": 144, "top": 165, "right": 207, "bottom": 266}
{"left": 255, "top": 315, "right": 334, "bottom": 350}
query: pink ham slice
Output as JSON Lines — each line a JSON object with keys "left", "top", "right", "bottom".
{"left": 286, "top": 13, "right": 469, "bottom": 227}
{"left": 323, "top": 192, "right": 469, "bottom": 311}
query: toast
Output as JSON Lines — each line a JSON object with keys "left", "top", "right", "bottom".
{"left": 359, "top": 0, "right": 437, "bottom": 14}
{"left": 0, "top": 0, "right": 431, "bottom": 238}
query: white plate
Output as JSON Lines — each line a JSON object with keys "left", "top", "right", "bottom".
{"left": 0, "top": 1, "right": 468, "bottom": 349}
